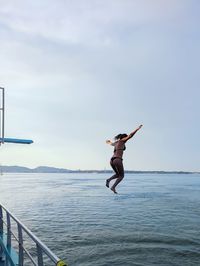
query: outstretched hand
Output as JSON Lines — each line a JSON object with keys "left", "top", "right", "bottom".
{"left": 138, "top": 125, "right": 143, "bottom": 130}
{"left": 106, "top": 140, "right": 112, "bottom": 144}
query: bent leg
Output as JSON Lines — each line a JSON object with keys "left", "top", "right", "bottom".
{"left": 106, "top": 159, "right": 120, "bottom": 187}
{"left": 111, "top": 158, "right": 124, "bottom": 193}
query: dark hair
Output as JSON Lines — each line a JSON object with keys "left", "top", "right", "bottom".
{"left": 114, "top": 133, "right": 128, "bottom": 140}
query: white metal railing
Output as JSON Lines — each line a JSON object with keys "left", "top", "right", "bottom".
{"left": 0, "top": 204, "right": 67, "bottom": 266}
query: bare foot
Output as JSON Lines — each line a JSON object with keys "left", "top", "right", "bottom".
{"left": 111, "top": 187, "right": 118, "bottom": 194}
{"left": 106, "top": 179, "right": 110, "bottom": 188}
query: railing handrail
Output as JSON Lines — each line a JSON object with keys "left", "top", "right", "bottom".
{"left": 0, "top": 203, "right": 67, "bottom": 266}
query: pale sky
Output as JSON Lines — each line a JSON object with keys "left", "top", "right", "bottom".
{"left": 0, "top": 0, "right": 199, "bottom": 171}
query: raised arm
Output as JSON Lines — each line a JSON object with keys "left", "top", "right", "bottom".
{"left": 121, "top": 125, "right": 143, "bottom": 142}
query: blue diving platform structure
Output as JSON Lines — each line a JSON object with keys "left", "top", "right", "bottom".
{"left": 0, "top": 138, "right": 33, "bottom": 144}
{"left": 0, "top": 88, "right": 33, "bottom": 145}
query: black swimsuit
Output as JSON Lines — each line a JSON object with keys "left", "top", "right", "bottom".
{"left": 110, "top": 140, "right": 126, "bottom": 177}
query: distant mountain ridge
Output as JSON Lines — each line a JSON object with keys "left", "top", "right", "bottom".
{"left": 0, "top": 165, "right": 198, "bottom": 174}
{"left": 1, "top": 165, "right": 73, "bottom": 173}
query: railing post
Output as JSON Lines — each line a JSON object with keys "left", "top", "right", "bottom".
{"left": 18, "top": 224, "right": 24, "bottom": 266}
{"left": 5, "top": 213, "right": 12, "bottom": 266}
{"left": 0, "top": 205, "right": 3, "bottom": 233}
{"left": 6, "top": 212, "right": 11, "bottom": 247}
{"left": 0, "top": 205, "right": 3, "bottom": 261}
{"left": 36, "top": 243, "right": 44, "bottom": 266}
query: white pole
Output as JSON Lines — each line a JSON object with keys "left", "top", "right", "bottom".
{"left": 0, "top": 87, "right": 4, "bottom": 143}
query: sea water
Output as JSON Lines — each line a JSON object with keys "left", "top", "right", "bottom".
{"left": 0, "top": 173, "right": 200, "bottom": 266}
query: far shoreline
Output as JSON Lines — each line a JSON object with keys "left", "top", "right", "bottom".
{"left": 1, "top": 165, "right": 199, "bottom": 174}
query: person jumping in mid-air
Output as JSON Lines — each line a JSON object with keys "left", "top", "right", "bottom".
{"left": 106, "top": 125, "right": 143, "bottom": 194}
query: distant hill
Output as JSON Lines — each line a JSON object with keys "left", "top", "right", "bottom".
{"left": 1, "top": 165, "right": 73, "bottom": 173}
{"left": 33, "top": 166, "right": 73, "bottom": 173}
{"left": 2, "top": 165, "right": 32, "bottom": 173}
{"left": 0, "top": 165, "right": 198, "bottom": 174}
